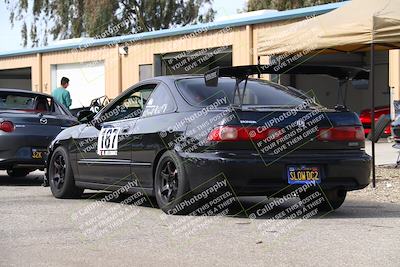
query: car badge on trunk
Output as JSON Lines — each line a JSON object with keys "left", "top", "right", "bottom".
{"left": 40, "top": 118, "right": 48, "bottom": 125}
{"left": 296, "top": 119, "right": 306, "bottom": 128}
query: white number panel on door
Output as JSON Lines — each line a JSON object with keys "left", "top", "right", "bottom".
{"left": 97, "top": 127, "right": 120, "bottom": 156}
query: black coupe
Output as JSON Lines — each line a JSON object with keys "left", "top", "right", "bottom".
{"left": 46, "top": 65, "right": 371, "bottom": 214}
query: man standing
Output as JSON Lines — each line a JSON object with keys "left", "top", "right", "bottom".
{"left": 52, "top": 77, "right": 72, "bottom": 109}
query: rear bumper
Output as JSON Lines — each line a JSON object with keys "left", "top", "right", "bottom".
{"left": 180, "top": 150, "right": 371, "bottom": 195}
{"left": 0, "top": 142, "right": 47, "bottom": 170}
{"left": 0, "top": 135, "right": 50, "bottom": 170}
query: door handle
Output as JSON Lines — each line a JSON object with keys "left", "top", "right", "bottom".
{"left": 121, "top": 126, "right": 130, "bottom": 133}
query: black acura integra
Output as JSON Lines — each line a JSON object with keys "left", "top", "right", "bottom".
{"left": 46, "top": 65, "right": 371, "bottom": 214}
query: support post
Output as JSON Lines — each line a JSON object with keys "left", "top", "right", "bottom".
{"left": 370, "top": 43, "right": 376, "bottom": 188}
{"left": 36, "top": 53, "right": 42, "bottom": 93}
{"left": 116, "top": 45, "right": 122, "bottom": 94}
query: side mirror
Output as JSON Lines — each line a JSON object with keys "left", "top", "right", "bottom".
{"left": 77, "top": 109, "right": 95, "bottom": 123}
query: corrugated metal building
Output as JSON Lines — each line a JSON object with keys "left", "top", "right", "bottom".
{"left": 0, "top": 2, "right": 399, "bottom": 114}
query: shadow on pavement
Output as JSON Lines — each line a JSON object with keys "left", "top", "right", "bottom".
{"left": 78, "top": 191, "right": 400, "bottom": 220}
{"left": 80, "top": 191, "right": 157, "bottom": 209}
{"left": 0, "top": 171, "right": 43, "bottom": 186}
{"left": 2, "top": 173, "right": 398, "bottom": 220}
{"left": 232, "top": 197, "right": 400, "bottom": 220}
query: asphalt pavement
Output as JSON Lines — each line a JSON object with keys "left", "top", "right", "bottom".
{"left": 0, "top": 171, "right": 399, "bottom": 267}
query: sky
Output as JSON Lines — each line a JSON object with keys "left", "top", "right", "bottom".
{"left": 0, "top": 0, "right": 246, "bottom": 52}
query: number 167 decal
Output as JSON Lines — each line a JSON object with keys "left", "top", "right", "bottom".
{"left": 97, "top": 127, "right": 120, "bottom": 156}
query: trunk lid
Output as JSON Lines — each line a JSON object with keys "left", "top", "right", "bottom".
{"left": 0, "top": 110, "right": 77, "bottom": 136}
{"left": 201, "top": 107, "right": 365, "bottom": 153}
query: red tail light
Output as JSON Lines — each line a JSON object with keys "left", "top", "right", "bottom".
{"left": 208, "top": 126, "right": 281, "bottom": 142}
{"left": 359, "top": 109, "right": 370, "bottom": 122}
{"left": 359, "top": 112, "right": 371, "bottom": 124}
{"left": 0, "top": 121, "right": 15, "bottom": 133}
{"left": 317, "top": 126, "right": 364, "bottom": 141}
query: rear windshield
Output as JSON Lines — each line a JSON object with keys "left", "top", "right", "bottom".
{"left": 176, "top": 77, "right": 315, "bottom": 107}
{"left": 0, "top": 91, "right": 55, "bottom": 113}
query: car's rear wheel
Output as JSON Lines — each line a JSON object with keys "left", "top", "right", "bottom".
{"left": 299, "top": 188, "right": 347, "bottom": 211}
{"left": 154, "top": 151, "right": 193, "bottom": 215}
{"left": 49, "top": 146, "right": 83, "bottom": 198}
{"left": 6, "top": 168, "right": 32, "bottom": 177}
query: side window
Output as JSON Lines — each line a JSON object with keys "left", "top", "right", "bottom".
{"left": 142, "top": 84, "right": 176, "bottom": 117}
{"left": 53, "top": 102, "right": 64, "bottom": 115}
{"left": 102, "top": 84, "right": 157, "bottom": 122}
{"left": 35, "top": 96, "right": 52, "bottom": 112}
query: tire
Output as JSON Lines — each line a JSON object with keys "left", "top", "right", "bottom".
{"left": 299, "top": 188, "right": 347, "bottom": 211}
{"left": 367, "top": 114, "right": 391, "bottom": 142}
{"left": 6, "top": 168, "right": 31, "bottom": 177}
{"left": 49, "top": 146, "right": 84, "bottom": 198}
{"left": 154, "top": 151, "right": 193, "bottom": 215}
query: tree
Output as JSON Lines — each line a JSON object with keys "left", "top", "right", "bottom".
{"left": 5, "top": 0, "right": 215, "bottom": 47}
{"left": 246, "top": 0, "right": 346, "bottom": 12}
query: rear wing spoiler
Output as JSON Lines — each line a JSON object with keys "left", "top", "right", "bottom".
{"left": 204, "top": 64, "right": 369, "bottom": 87}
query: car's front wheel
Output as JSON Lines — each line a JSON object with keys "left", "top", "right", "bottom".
{"left": 49, "top": 146, "right": 83, "bottom": 198}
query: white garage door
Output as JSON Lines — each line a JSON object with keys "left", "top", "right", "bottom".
{"left": 53, "top": 61, "right": 105, "bottom": 109}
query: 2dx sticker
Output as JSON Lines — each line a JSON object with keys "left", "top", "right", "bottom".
{"left": 97, "top": 127, "right": 120, "bottom": 156}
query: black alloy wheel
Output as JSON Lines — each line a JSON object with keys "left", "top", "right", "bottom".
{"left": 49, "top": 146, "right": 83, "bottom": 198}
{"left": 159, "top": 160, "right": 179, "bottom": 203}
{"left": 155, "top": 151, "right": 192, "bottom": 215}
{"left": 52, "top": 153, "right": 66, "bottom": 190}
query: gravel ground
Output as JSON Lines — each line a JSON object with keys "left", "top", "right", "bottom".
{"left": 350, "top": 165, "right": 400, "bottom": 203}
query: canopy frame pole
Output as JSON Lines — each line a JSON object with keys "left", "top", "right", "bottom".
{"left": 371, "top": 42, "right": 376, "bottom": 188}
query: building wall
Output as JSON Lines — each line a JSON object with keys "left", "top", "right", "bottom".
{"left": 120, "top": 25, "right": 254, "bottom": 91}
{"left": 0, "top": 24, "right": 268, "bottom": 98}
{"left": 0, "top": 54, "right": 37, "bottom": 90}
{"left": 0, "top": 18, "right": 331, "bottom": 98}
{"left": 389, "top": 50, "right": 400, "bottom": 118}
{"left": 0, "top": 19, "right": 399, "bottom": 110}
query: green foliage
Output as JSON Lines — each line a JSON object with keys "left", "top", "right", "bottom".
{"left": 246, "top": 0, "right": 346, "bottom": 12}
{"left": 4, "top": 0, "right": 215, "bottom": 47}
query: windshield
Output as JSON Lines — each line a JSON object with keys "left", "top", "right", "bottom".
{"left": 176, "top": 77, "right": 317, "bottom": 108}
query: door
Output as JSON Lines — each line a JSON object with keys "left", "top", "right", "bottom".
{"left": 75, "top": 83, "right": 158, "bottom": 186}
{"left": 131, "top": 82, "right": 177, "bottom": 188}
{"left": 53, "top": 62, "right": 105, "bottom": 109}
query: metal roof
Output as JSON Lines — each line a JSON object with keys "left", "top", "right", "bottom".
{"left": 0, "top": 2, "right": 345, "bottom": 58}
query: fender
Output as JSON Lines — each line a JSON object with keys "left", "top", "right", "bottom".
{"left": 44, "top": 124, "right": 88, "bottom": 186}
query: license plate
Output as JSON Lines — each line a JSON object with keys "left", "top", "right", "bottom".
{"left": 287, "top": 165, "right": 321, "bottom": 184}
{"left": 32, "top": 148, "right": 47, "bottom": 159}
